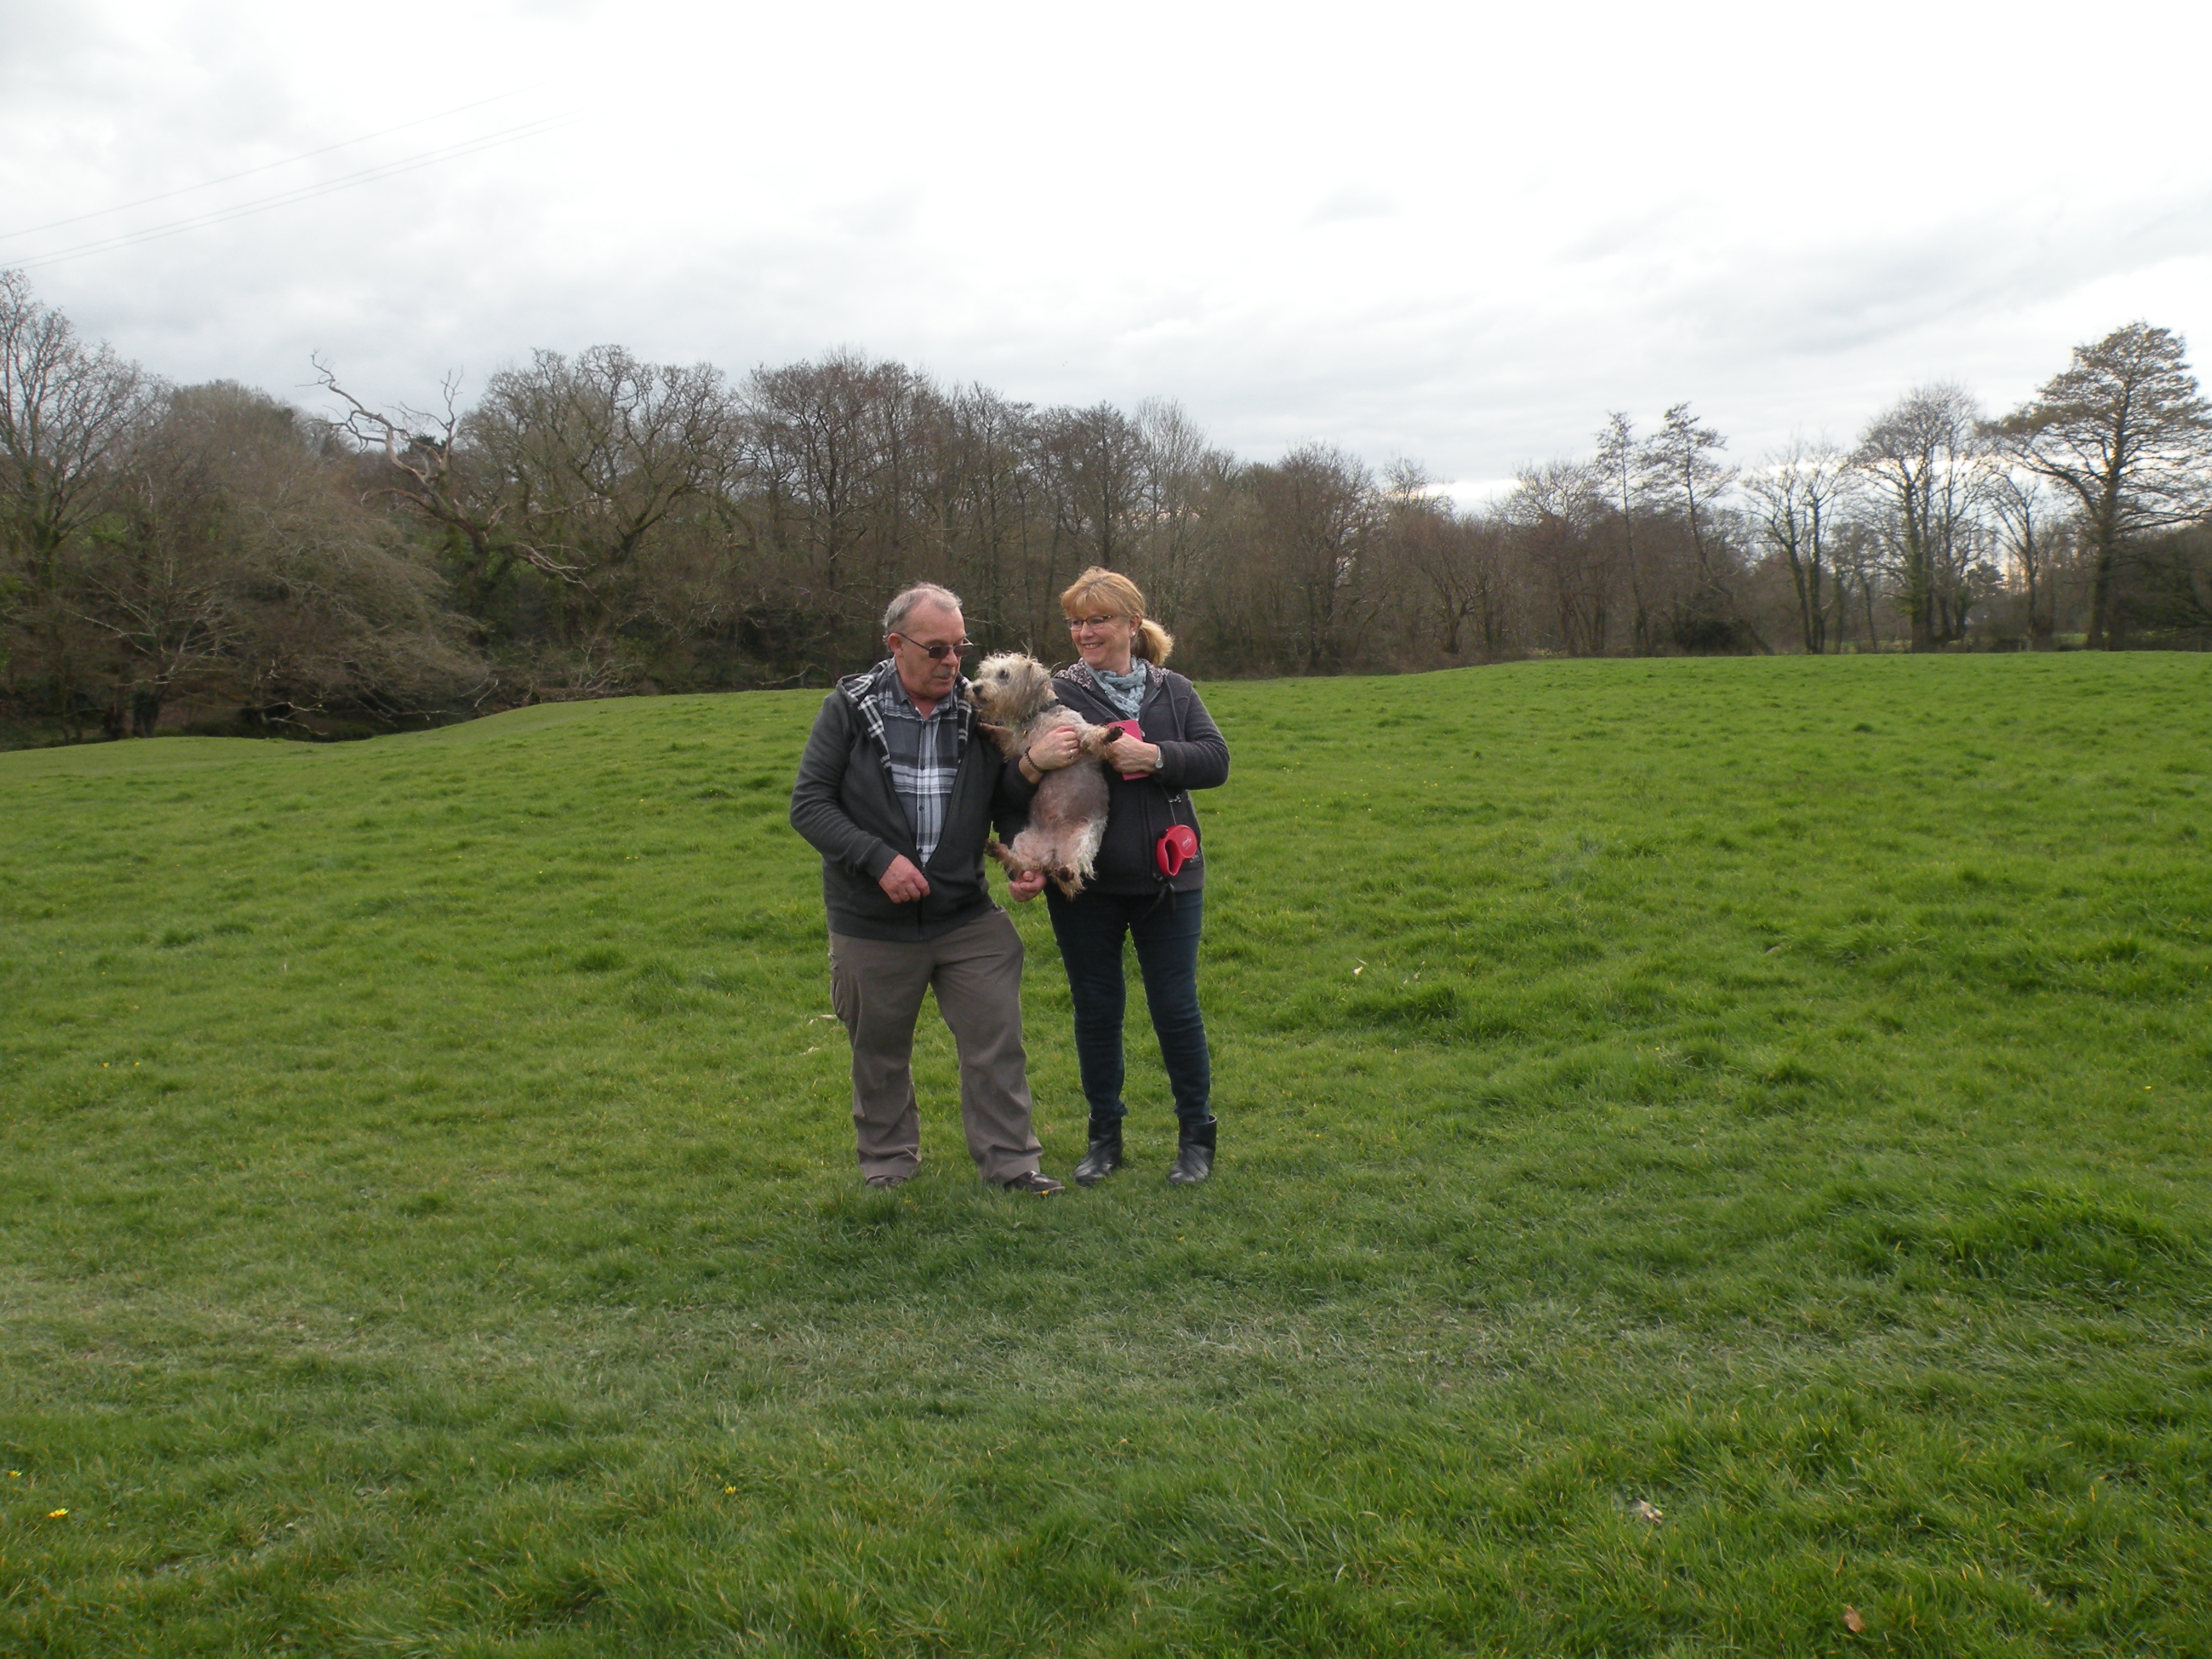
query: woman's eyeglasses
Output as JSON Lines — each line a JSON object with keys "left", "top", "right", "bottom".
{"left": 894, "top": 635, "right": 975, "bottom": 661}
{"left": 1066, "top": 615, "right": 1123, "bottom": 631}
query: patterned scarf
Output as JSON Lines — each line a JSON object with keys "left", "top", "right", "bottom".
{"left": 1090, "top": 662, "right": 1149, "bottom": 720}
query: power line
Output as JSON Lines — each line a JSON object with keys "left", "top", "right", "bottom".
{"left": 0, "top": 87, "right": 546, "bottom": 244}
{"left": 13, "top": 112, "right": 589, "bottom": 273}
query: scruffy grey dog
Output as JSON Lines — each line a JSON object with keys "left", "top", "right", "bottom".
{"left": 967, "top": 651, "right": 1121, "bottom": 897}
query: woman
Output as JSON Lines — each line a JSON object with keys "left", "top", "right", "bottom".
{"left": 1013, "top": 568, "right": 1231, "bottom": 1185}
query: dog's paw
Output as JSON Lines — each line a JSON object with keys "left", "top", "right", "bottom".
{"left": 989, "top": 839, "right": 1044, "bottom": 879}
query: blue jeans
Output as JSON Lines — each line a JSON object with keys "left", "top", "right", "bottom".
{"left": 1044, "top": 887, "right": 1212, "bottom": 1128}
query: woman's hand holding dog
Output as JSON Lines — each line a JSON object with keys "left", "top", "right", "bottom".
{"left": 1024, "top": 726, "right": 1083, "bottom": 774}
{"left": 1024, "top": 727, "right": 1159, "bottom": 777}
{"left": 1103, "top": 735, "right": 1161, "bottom": 774}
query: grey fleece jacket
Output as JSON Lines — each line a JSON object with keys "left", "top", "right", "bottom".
{"left": 788, "top": 663, "right": 1027, "bottom": 942}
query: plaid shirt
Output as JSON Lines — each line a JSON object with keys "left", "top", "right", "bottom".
{"left": 871, "top": 665, "right": 965, "bottom": 866}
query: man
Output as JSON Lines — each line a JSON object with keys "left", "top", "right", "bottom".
{"left": 788, "top": 584, "right": 1064, "bottom": 1194}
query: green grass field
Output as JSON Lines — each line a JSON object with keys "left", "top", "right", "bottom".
{"left": 3, "top": 654, "right": 2209, "bottom": 1657}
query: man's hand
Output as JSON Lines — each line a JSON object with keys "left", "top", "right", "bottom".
{"left": 1026, "top": 726, "right": 1082, "bottom": 771}
{"left": 1007, "top": 870, "right": 1047, "bottom": 902}
{"left": 1103, "top": 735, "right": 1162, "bottom": 774}
{"left": 878, "top": 855, "right": 931, "bottom": 903}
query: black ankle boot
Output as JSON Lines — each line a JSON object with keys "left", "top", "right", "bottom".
{"left": 1073, "top": 1118, "right": 1123, "bottom": 1187}
{"left": 1168, "top": 1118, "right": 1216, "bottom": 1185}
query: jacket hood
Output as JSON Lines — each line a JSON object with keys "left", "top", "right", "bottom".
{"left": 839, "top": 659, "right": 971, "bottom": 708}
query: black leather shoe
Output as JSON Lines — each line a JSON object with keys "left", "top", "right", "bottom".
{"left": 1167, "top": 1118, "right": 1216, "bottom": 1185}
{"left": 1073, "top": 1119, "right": 1124, "bottom": 1187}
{"left": 1002, "top": 1170, "right": 1065, "bottom": 1195}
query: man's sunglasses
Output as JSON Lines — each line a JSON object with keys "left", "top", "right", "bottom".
{"left": 893, "top": 635, "right": 976, "bottom": 662}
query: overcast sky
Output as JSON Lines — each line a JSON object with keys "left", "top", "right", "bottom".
{"left": 5, "top": 0, "right": 2210, "bottom": 501}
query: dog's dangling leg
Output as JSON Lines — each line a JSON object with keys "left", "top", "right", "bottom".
{"left": 989, "top": 837, "right": 1044, "bottom": 887}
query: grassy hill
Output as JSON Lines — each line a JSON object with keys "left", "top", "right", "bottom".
{"left": 3, "top": 654, "right": 2208, "bottom": 1656}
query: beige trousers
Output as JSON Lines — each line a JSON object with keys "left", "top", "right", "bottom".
{"left": 827, "top": 907, "right": 1043, "bottom": 1184}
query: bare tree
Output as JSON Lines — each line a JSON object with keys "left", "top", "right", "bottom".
{"left": 1383, "top": 463, "right": 1513, "bottom": 660}
{"left": 1639, "top": 403, "right": 1766, "bottom": 651}
{"left": 23, "top": 276, "right": 2212, "bottom": 732}
{"left": 67, "top": 381, "right": 479, "bottom": 733}
{"left": 1131, "top": 397, "right": 1224, "bottom": 628}
{"left": 472, "top": 346, "right": 733, "bottom": 670}
{"left": 1248, "top": 443, "right": 1380, "bottom": 671}
{"left": 1640, "top": 404, "right": 1737, "bottom": 583}
{"left": 78, "top": 384, "right": 258, "bottom": 734}
{"left": 913, "top": 382, "right": 1036, "bottom": 649}
{"left": 1853, "top": 384, "right": 1988, "bottom": 650}
{"left": 318, "top": 361, "right": 581, "bottom": 619}
{"left": 0, "top": 270, "right": 156, "bottom": 737}
{"left": 232, "top": 431, "right": 475, "bottom": 722}
{"left": 1823, "top": 517, "right": 1885, "bottom": 649}
{"left": 1034, "top": 401, "right": 1148, "bottom": 615}
{"left": 1988, "top": 321, "right": 2212, "bottom": 648}
{"left": 1744, "top": 436, "right": 1851, "bottom": 653}
{"left": 741, "top": 351, "right": 928, "bottom": 676}
{"left": 1506, "top": 458, "right": 1612, "bottom": 655}
{"left": 1984, "top": 469, "right": 2066, "bottom": 647}
{"left": 1594, "top": 412, "right": 1655, "bottom": 653}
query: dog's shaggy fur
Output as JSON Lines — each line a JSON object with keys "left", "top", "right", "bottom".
{"left": 967, "top": 652, "right": 1121, "bottom": 897}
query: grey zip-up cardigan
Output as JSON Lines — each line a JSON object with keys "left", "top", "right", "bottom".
{"left": 788, "top": 663, "right": 1028, "bottom": 941}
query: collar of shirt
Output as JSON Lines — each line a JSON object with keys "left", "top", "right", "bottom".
{"left": 879, "top": 674, "right": 962, "bottom": 722}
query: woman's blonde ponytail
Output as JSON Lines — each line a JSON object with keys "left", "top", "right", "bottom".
{"left": 1133, "top": 617, "right": 1175, "bottom": 665}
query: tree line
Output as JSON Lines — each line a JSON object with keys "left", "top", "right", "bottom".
{"left": 4, "top": 266, "right": 2209, "bottom": 744}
